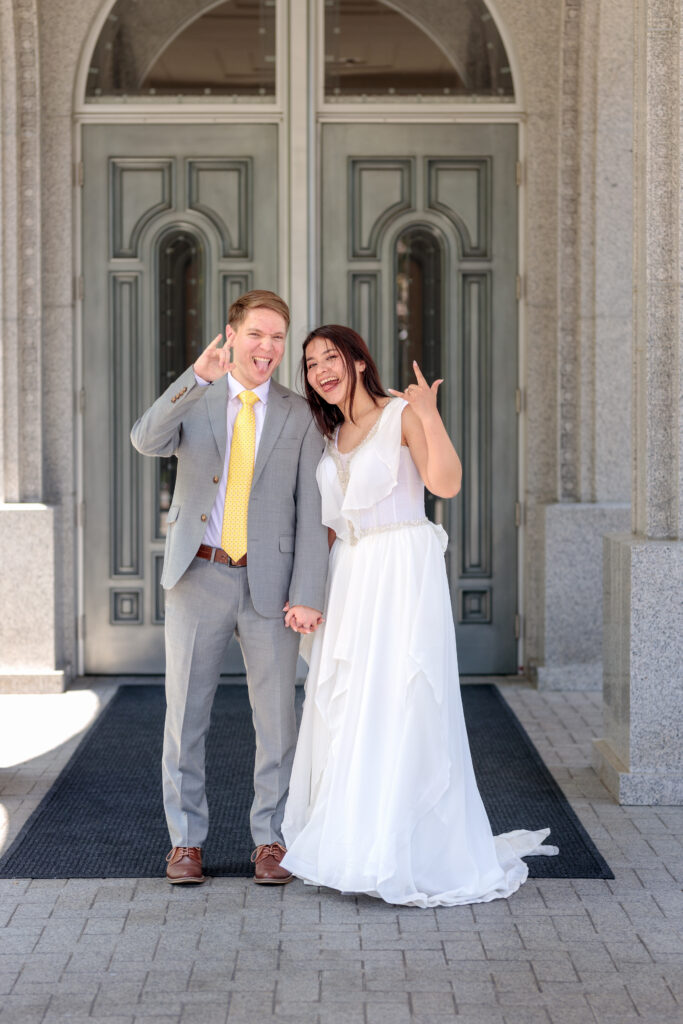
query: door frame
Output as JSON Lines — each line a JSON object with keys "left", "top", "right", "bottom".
{"left": 73, "top": 0, "right": 528, "bottom": 676}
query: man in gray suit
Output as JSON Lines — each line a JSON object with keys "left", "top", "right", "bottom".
{"left": 131, "top": 290, "right": 328, "bottom": 885}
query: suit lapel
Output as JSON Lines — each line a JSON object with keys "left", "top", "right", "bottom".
{"left": 252, "top": 381, "right": 290, "bottom": 488}
{"left": 206, "top": 376, "right": 229, "bottom": 459}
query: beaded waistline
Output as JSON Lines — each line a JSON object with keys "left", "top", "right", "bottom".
{"left": 346, "top": 516, "right": 429, "bottom": 546}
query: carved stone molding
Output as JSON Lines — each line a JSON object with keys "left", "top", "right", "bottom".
{"left": 556, "top": 0, "right": 582, "bottom": 502}
{"left": 0, "top": 0, "right": 42, "bottom": 502}
{"left": 632, "top": 0, "right": 682, "bottom": 539}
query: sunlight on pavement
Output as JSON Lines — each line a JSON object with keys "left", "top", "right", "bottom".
{"left": 0, "top": 690, "right": 104, "bottom": 768}
{"left": 0, "top": 689, "right": 108, "bottom": 854}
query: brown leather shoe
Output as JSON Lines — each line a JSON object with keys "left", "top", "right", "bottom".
{"left": 251, "top": 842, "right": 293, "bottom": 885}
{"left": 165, "top": 846, "right": 205, "bottom": 884}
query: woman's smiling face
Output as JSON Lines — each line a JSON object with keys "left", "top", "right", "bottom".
{"left": 305, "top": 336, "right": 364, "bottom": 406}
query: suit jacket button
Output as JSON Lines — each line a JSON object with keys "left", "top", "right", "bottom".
{"left": 213, "top": 475, "right": 219, "bottom": 483}
{"left": 201, "top": 514, "right": 207, "bottom": 522}
{"left": 171, "top": 397, "right": 176, "bottom": 403}
{"left": 181, "top": 386, "right": 187, "bottom": 394}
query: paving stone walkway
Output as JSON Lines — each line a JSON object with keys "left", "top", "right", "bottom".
{"left": 0, "top": 682, "right": 681, "bottom": 1024}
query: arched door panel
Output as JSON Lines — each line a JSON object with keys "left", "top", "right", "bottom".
{"left": 82, "top": 123, "right": 278, "bottom": 673}
{"left": 320, "top": 122, "right": 518, "bottom": 673}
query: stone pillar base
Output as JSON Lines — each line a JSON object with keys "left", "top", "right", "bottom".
{"left": 536, "top": 662, "right": 602, "bottom": 691}
{"left": 593, "top": 738, "right": 683, "bottom": 804}
{"left": 594, "top": 534, "right": 683, "bottom": 805}
{"left": 0, "top": 504, "right": 67, "bottom": 692}
{"left": 535, "top": 502, "right": 629, "bottom": 691}
{"left": 0, "top": 671, "right": 67, "bottom": 694}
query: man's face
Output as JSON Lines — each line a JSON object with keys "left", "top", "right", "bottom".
{"left": 229, "top": 307, "right": 287, "bottom": 389}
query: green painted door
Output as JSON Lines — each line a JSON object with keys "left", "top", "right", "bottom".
{"left": 320, "top": 122, "right": 519, "bottom": 673}
{"left": 82, "top": 123, "right": 278, "bottom": 673}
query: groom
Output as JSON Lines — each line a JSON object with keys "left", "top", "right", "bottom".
{"left": 131, "top": 290, "right": 328, "bottom": 885}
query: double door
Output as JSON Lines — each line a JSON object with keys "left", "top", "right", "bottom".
{"left": 81, "top": 121, "right": 518, "bottom": 674}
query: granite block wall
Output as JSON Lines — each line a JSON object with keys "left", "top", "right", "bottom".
{"left": 595, "top": 535, "right": 683, "bottom": 803}
{"left": 536, "top": 502, "right": 630, "bottom": 690}
{"left": 0, "top": 504, "right": 66, "bottom": 691}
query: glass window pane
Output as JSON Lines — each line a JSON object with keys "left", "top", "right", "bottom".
{"left": 395, "top": 226, "right": 444, "bottom": 520}
{"left": 396, "top": 227, "right": 442, "bottom": 391}
{"left": 87, "top": 0, "right": 276, "bottom": 102}
{"left": 157, "top": 230, "right": 205, "bottom": 538}
{"left": 325, "top": 0, "right": 513, "bottom": 102}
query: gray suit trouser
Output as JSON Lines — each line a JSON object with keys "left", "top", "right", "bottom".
{"left": 162, "top": 555, "right": 300, "bottom": 848}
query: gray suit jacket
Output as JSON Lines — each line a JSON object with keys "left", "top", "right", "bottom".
{"left": 130, "top": 365, "right": 328, "bottom": 617}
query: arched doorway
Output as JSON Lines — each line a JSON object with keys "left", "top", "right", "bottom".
{"left": 78, "top": 0, "right": 521, "bottom": 674}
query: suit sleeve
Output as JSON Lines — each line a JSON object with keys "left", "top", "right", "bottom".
{"left": 288, "top": 417, "right": 328, "bottom": 612}
{"left": 130, "top": 365, "right": 206, "bottom": 458}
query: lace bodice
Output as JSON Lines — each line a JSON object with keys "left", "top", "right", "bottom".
{"left": 316, "top": 398, "right": 439, "bottom": 545}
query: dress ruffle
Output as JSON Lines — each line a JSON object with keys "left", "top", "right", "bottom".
{"left": 318, "top": 399, "right": 406, "bottom": 543}
{"left": 340, "top": 400, "right": 404, "bottom": 514}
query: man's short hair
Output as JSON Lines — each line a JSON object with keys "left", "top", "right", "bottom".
{"left": 228, "top": 290, "right": 290, "bottom": 331}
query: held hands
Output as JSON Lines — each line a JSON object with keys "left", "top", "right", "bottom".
{"left": 193, "top": 326, "right": 237, "bottom": 382}
{"left": 283, "top": 602, "right": 325, "bottom": 635}
{"left": 388, "top": 361, "right": 443, "bottom": 421}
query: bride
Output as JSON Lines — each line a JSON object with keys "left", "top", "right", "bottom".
{"left": 281, "top": 324, "right": 557, "bottom": 908}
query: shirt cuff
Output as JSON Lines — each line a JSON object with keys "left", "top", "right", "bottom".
{"left": 193, "top": 371, "right": 211, "bottom": 387}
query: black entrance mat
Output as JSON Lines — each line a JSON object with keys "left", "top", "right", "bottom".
{"left": 0, "top": 684, "right": 612, "bottom": 879}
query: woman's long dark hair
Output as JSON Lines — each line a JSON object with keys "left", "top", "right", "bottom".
{"left": 300, "top": 325, "right": 387, "bottom": 438}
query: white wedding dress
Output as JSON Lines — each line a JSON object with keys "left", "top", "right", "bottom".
{"left": 281, "top": 398, "right": 557, "bottom": 907}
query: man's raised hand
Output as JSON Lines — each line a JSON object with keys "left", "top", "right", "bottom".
{"left": 193, "top": 327, "right": 237, "bottom": 383}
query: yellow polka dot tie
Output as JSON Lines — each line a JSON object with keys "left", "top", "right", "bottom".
{"left": 221, "top": 390, "right": 260, "bottom": 560}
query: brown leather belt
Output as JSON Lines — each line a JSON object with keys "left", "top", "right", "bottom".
{"left": 196, "top": 544, "right": 247, "bottom": 567}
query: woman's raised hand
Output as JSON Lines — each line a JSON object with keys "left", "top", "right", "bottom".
{"left": 193, "top": 326, "right": 237, "bottom": 382}
{"left": 388, "top": 361, "right": 443, "bottom": 421}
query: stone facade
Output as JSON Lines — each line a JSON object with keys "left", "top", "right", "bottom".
{"left": 0, "top": 0, "right": 680, "bottom": 801}
{"left": 0, "top": 0, "right": 67, "bottom": 690}
{"left": 533, "top": 0, "right": 634, "bottom": 690}
{"left": 596, "top": 535, "right": 683, "bottom": 803}
{"left": 594, "top": 0, "right": 683, "bottom": 805}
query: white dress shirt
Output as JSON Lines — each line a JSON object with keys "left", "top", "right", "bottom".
{"left": 194, "top": 371, "right": 271, "bottom": 549}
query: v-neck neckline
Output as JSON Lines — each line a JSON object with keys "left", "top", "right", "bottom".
{"left": 334, "top": 399, "right": 392, "bottom": 456}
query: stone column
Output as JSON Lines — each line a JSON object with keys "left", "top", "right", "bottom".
{"left": 0, "top": 0, "right": 65, "bottom": 692}
{"left": 594, "top": 0, "right": 683, "bottom": 803}
{"left": 537, "top": 0, "right": 632, "bottom": 691}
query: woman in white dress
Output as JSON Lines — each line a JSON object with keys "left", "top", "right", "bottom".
{"left": 281, "top": 325, "right": 557, "bottom": 908}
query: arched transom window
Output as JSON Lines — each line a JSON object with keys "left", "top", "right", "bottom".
{"left": 85, "top": 0, "right": 513, "bottom": 104}
{"left": 87, "top": 0, "right": 276, "bottom": 101}
{"left": 325, "top": 0, "right": 513, "bottom": 101}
